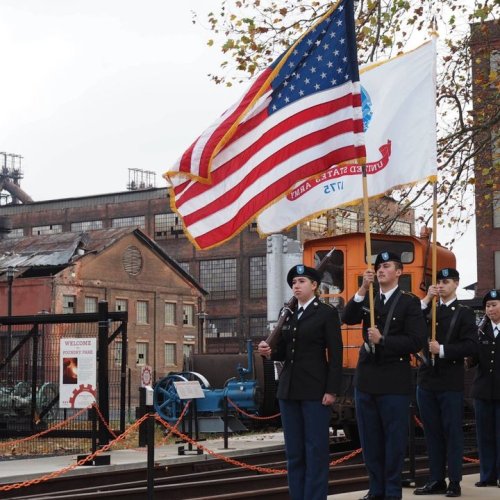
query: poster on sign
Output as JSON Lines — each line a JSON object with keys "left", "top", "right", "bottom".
{"left": 141, "top": 365, "right": 153, "bottom": 388}
{"left": 59, "top": 338, "right": 97, "bottom": 409}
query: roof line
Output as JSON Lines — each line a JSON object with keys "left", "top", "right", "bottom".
{"left": 132, "top": 229, "right": 207, "bottom": 295}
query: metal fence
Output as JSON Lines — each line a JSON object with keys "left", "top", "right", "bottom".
{"left": 0, "top": 302, "right": 127, "bottom": 456}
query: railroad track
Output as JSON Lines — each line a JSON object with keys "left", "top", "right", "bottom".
{"left": 1, "top": 446, "right": 480, "bottom": 500}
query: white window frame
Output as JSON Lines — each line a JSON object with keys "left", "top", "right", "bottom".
{"left": 136, "top": 342, "right": 148, "bottom": 366}
{"left": 136, "top": 300, "right": 149, "bottom": 325}
{"left": 182, "top": 304, "right": 194, "bottom": 327}
{"left": 165, "top": 342, "right": 177, "bottom": 366}
{"left": 165, "top": 302, "right": 176, "bottom": 325}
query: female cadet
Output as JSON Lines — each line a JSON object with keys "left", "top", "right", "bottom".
{"left": 258, "top": 264, "right": 343, "bottom": 500}
{"left": 472, "top": 289, "right": 500, "bottom": 488}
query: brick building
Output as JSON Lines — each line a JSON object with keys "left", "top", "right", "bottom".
{"left": 0, "top": 227, "right": 206, "bottom": 387}
{"left": 470, "top": 20, "right": 500, "bottom": 295}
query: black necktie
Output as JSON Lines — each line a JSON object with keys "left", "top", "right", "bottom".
{"left": 494, "top": 327, "right": 499, "bottom": 338}
{"left": 297, "top": 306, "right": 304, "bottom": 317}
{"left": 380, "top": 294, "right": 386, "bottom": 306}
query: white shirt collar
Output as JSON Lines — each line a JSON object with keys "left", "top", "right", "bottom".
{"left": 298, "top": 296, "right": 316, "bottom": 310}
{"left": 441, "top": 297, "right": 457, "bottom": 307}
{"left": 380, "top": 285, "right": 398, "bottom": 301}
{"left": 491, "top": 322, "right": 500, "bottom": 336}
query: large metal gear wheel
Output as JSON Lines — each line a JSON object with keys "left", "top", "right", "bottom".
{"left": 153, "top": 373, "right": 189, "bottom": 423}
{"left": 153, "top": 371, "right": 211, "bottom": 422}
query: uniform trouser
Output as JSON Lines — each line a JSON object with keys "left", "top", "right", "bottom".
{"left": 355, "top": 389, "right": 410, "bottom": 499}
{"left": 416, "top": 386, "right": 464, "bottom": 482}
{"left": 474, "top": 398, "right": 500, "bottom": 482}
{"left": 278, "top": 399, "right": 331, "bottom": 500}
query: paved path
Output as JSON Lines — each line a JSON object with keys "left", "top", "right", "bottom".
{"left": 329, "top": 474, "right": 499, "bottom": 499}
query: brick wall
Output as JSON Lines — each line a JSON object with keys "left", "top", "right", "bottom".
{"left": 471, "top": 21, "right": 500, "bottom": 295}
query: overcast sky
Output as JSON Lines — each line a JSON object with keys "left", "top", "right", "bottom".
{"left": 0, "top": 0, "right": 476, "bottom": 295}
{"left": 1, "top": 0, "right": 242, "bottom": 199}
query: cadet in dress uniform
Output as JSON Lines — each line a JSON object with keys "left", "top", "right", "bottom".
{"left": 258, "top": 264, "right": 343, "bottom": 500}
{"left": 471, "top": 289, "right": 500, "bottom": 488}
{"left": 342, "top": 251, "right": 426, "bottom": 500}
{"left": 413, "top": 268, "right": 477, "bottom": 498}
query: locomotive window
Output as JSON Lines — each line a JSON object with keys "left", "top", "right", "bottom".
{"left": 357, "top": 274, "right": 412, "bottom": 293}
{"left": 314, "top": 250, "right": 344, "bottom": 292}
{"left": 367, "top": 240, "right": 415, "bottom": 265}
{"left": 315, "top": 250, "right": 345, "bottom": 313}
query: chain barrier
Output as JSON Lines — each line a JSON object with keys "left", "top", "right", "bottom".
{"left": 155, "top": 413, "right": 364, "bottom": 474}
{"left": 413, "top": 414, "right": 424, "bottom": 429}
{"left": 0, "top": 405, "right": 91, "bottom": 450}
{"left": 155, "top": 413, "right": 288, "bottom": 474}
{"left": 92, "top": 403, "right": 118, "bottom": 440}
{"left": 413, "top": 413, "right": 480, "bottom": 464}
{"left": 4, "top": 403, "right": 479, "bottom": 492}
{"left": 330, "top": 447, "right": 362, "bottom": 466}
{"left": 0, "top": 413, "right": 149, "bottom": 492}
{"left": 160, "top": 400, "right": 191, "bottom": 444}
{"left": 227, "top": 397, "right": 281, "bottom": 420}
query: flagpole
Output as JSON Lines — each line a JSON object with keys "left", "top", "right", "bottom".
{"left": 429, "top": 28, "right": 438, "bottom": 366}
{"left": 430, "top": 180, "right": 438, "bottom": 365}
{"left": 361, "top": 165, "right": 375, "bottom": 352}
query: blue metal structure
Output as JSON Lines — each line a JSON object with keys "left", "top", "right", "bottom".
{"left": 154, "top": 340, "right": 260, "bottom": 423}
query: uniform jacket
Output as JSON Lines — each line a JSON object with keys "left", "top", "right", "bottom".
{"left": 417, "top": 300, "right": 477, "bottom": 392}
{"left": 471, "top": 321, "right": 500, "bottom": 400}
{"left": 342, "top": 288, "right": 426, "bottom": 395}
{"left": 272, "top": 300, "right": 343, "bottom": 400}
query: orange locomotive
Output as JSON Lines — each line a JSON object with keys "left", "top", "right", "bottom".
{"left": 302, "top": 231, "right": 456, "bottom": 369}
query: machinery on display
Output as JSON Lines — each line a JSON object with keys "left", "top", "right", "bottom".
{"left": 153, "top": 340, "right": 261, "bottom": 427}
{"left": 0, "top": 381, "right": 58, "bottom": 423}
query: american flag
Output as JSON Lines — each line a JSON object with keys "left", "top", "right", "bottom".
{"left": 164, "top": 0, "right": 365, "bottom": 250}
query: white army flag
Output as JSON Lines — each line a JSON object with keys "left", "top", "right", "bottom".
{"left": 256, "top": 39, "right": 437, "bottom": 234}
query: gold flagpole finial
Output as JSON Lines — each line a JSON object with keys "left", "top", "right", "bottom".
{"left": 429, "top": 15, "right": 439, "bottom": 37}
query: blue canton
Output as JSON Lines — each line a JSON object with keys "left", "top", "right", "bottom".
{"left": 269, "top": 0, "right": 358, "bottom": 114}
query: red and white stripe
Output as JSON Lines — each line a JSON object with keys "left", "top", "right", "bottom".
{"left": 166, "top": 80, "right": 364, "bottom": 249}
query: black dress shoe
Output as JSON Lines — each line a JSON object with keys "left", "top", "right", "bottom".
{"left": 475, "top": 480, "right": 497, "bottom": 487}
{"left": 445, "top": 481, "right": 461, "bottom": 497}
{"left": 359, "top": 493, "right": 384, "bottom": 500}
{"left": 414, "top": 480, "right": 448, "bottom": 495}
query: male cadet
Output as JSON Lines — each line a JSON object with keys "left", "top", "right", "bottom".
{"left": 342, "top": 251, "right": 426, "bottom": 500}
{"left": 413, "top": 268, "right": 477, "bottom": 498}
{"left": 471, "top": 289, "right": 500, "bottom": 488}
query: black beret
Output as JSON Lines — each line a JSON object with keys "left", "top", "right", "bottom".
{"left": 483, "top": 289, "right": 500, "bottom": 308}
{"left": 286, "top": 265, "right": 322, "bottom": 288}
{"left": 374, "top": 251, "right": 402, "bottom": 270}
{"left": 437, "top": 268, "right": 459, "bottom": 280}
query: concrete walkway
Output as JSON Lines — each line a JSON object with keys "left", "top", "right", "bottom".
{"left": 329, "top": 474, "right": 499, "bottom": 499}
